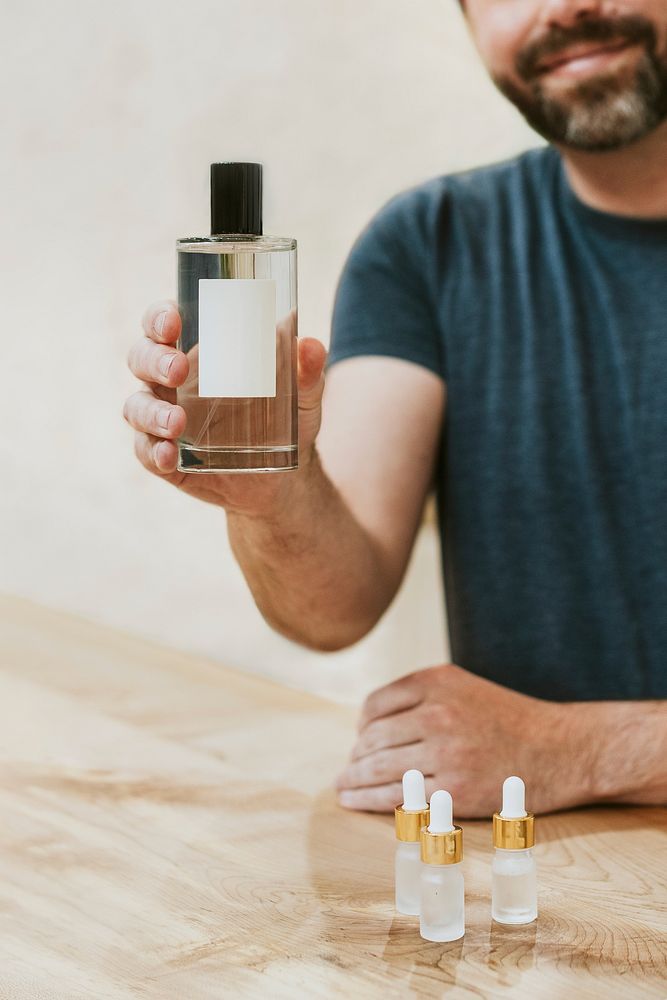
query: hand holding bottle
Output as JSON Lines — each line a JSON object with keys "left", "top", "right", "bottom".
{"left": 123, "top": 299, "right": 327, "bottom": 513}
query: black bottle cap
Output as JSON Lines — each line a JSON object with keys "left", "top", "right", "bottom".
{"left": 210, "top": 162, "right": 263, "bottom": 236}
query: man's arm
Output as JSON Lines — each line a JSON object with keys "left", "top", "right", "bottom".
{"left": 125, "top": 301, "right": 445, "bottom": 653}
{"left": 582, "top": 699, "right": 667, "bottom": 806}
{"left": 335, "top": 663, "right": 667, "bottom": 814}
{"left": 227, "top": 355, "right": 446, "bottom": 652}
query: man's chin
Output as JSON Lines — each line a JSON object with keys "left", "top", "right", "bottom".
{"left": 496, "top": 44, "right": 667, "bottom": 151}
{"left": 495, "top": 74, "right": 662, "bottom": 151}
{"left": 540, "top": 84, "right": 662, "bottom": 151}
{"left": 562, "top": 96, "right": 656, "bottom": 151}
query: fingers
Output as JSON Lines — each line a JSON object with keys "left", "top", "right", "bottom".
{"left": 358, "top": 675, "right": 424, "bottom": 732}
{"left": 337, "top": 781, "right": 404, "bottom": 813}
{"left": 123, "top": 390, "right": 186, "bottom": 440}
{"left": 133, "top": 430, "right": 179, "bottom": 476}
{"left": 127, "top": 338, "right": 189, "bottom": 389}
{"left": 141, "top": 300, "right": 181, "bottom": 345}
{"left": 128, "top": 300, "right": 187, "bottom": 388}
{"left": 349, "top": 707, "right": 426, "bottom": 761}
{"left": 336, "top": 743, "right": 432, "bottom": 793}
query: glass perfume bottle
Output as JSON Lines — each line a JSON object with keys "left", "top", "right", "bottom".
{"left": 394, "top": 769, "right": 430, "bottom": 915}
{"left": 492, "top": 776, "right": 537, "bottom": 925}
{"left": 176, "top": 162, "right": 298, "bottom": 473}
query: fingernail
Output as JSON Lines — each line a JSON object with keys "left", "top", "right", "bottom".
{"left": 158, "top": 407, "right": 171, "bottom": 430}
{"left": 154, "top": 311, "right": 168, "bottom": 337}
{"left": 338, "top": 791, "right": 353, "bottom": 807}
{"left": 159, "top": 354, "right": 174, "bottom": 378}
{"left": 154, "top": 443, "right": 169, "bottom": 470}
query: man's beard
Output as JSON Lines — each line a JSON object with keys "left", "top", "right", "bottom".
{"left": 492, "top": 15, "right": 667, "bottom": 152}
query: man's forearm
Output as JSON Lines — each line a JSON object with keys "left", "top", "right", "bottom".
{"left": 225, "top": 448, "right": 396, "bottom": 652}
{"left": 575, "top": 699, "right": 667, "bottom": 805}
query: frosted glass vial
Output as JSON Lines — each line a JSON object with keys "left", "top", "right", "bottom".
{"left": 395, "top": 841, "right": 422, "bottom": 915}
{"left": 419, "top": 862, "right": 465, "bottom": 942}
{"left": 492, "top": 848, "right": 537, "bottom": 925}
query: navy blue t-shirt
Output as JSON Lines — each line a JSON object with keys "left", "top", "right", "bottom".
{"left": 327, "top": 144, "right": 667, "bottom": 701}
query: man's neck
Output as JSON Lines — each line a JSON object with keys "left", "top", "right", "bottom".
{"left": 555, "top": 119, "right": 667, "bottom": 220}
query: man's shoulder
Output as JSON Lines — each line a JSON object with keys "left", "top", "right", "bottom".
{"left": 345, "top": 145, "right": 558, "bottom": 271}
{"left": 374, "top": 144, "right": 557, "bottom": 233}
{"left": 440, "top": 143, "right": 555, "bottom": 192}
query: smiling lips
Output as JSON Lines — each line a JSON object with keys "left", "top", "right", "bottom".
{"left": 536, "top": 39, "right": 636, "bottom": 76}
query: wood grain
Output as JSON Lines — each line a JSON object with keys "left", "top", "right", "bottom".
{"left": 0, "top": 594, "right": 665, "bottom": 999}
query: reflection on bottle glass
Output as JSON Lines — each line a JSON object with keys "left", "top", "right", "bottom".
{"left": 176, "top": 239, "right": 297, "bottom": 472}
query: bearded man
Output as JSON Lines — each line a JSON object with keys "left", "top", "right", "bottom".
{"left": 124, "top": 0, "right": 667, "bottom": 815}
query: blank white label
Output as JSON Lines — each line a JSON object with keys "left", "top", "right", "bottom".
{"left": 198, "top": 278, "right": 277, "bottom": 397}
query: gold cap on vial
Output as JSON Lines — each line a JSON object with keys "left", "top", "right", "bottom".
{"left": 420, "top": 824, "right": 463, "bottom": 865}
{"left": 493, "top": 813, "right": 535, "bottom": 850}
{"left": 419, "top": 790, "right": 463, "bottom": 865}
{"left": 395, "top": 805, "right": 430, "bottom": 843}
{"left": 395, "top": 769, "right": 429, "bottom": 842}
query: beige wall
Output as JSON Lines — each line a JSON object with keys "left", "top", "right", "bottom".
{"left": 2, "top": 0, "right": 540, "bottom": 704}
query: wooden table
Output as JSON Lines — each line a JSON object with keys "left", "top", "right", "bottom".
{"left": 0, "top": 595, "right": 665, "bottom": 999}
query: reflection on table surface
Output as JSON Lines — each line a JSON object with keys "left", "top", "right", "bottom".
{"left": 1, "top": 594, "right": 665, "bottom": 999}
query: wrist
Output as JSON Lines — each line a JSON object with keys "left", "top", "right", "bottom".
{"left": 539, "top": 700, "right": 602, "bottom": 806}
{"left": 226, "top": 443, "right": 324, "bottom": 526}
{"left": 264, "top": 443, "right": 323, "bottom": 525}
{"left": 560, "top": 700, "right": 642, "bottom": 804}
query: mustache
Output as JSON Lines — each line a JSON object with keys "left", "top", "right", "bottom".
{"left": 516, "top": 14, "right": 658, "bottom": 81}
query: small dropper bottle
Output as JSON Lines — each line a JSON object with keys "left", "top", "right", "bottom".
{"left": 394, "top": 769, "right": 430, "bottom": 915}
{"left": 492, "top": 776, "right": 537, "bottom": 925}
{"left": 419, "top": 790, "right": 465, "bottom": 942}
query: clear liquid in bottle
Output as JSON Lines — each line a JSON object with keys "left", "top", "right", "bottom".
{"left": 176, "top": 236, "right": 298, "bottom": 473}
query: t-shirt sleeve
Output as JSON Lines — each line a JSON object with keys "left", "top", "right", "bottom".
{"left": 326, "top": 191, "right": 445, "bottom": 380}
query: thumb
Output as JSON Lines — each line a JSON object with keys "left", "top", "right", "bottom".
{"left": 297, "top": 338, "right": 327, "bottom": 456}
{"left": 297, "top": 337, "right": 327, "bottom": 411}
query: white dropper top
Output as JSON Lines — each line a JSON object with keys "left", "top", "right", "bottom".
{"left": 427, "top": 790, "right": 455, "bottom": 833}
{"left": 500, "top": 775, "right": 527, "bottom": 818}
{"left": 401, "top": 769, "right": 427, "bottom": 811}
